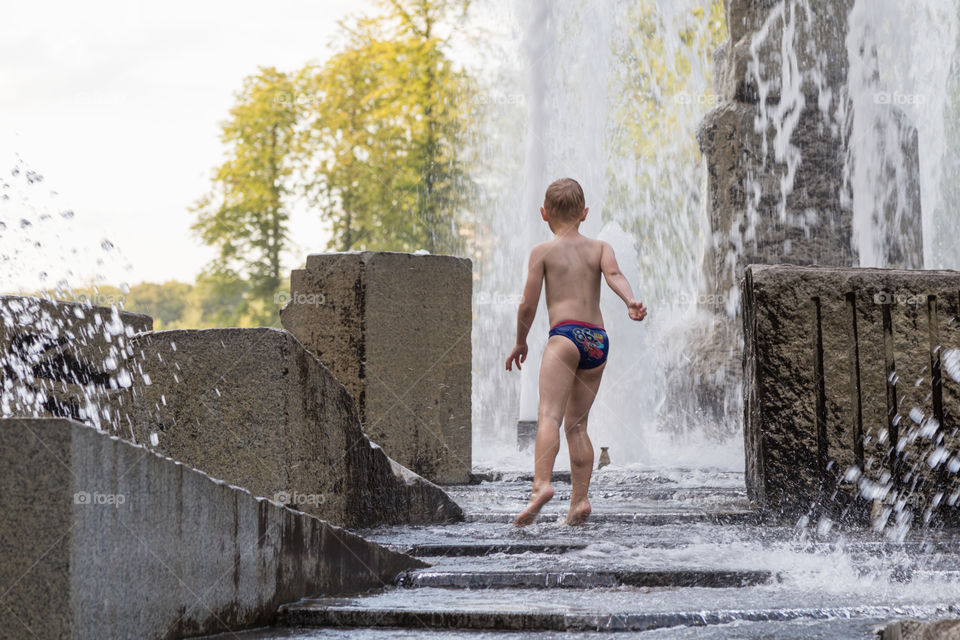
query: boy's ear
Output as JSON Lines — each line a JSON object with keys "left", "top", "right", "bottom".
{"left": 540, "top": 206, "right": 548, "bottom": 221}
{"left": 580, "top": 207, "right": 589, "bottom": 221}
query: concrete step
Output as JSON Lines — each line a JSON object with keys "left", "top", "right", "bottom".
{"left": 463, "top": 510, "right": 759, "bottom": 525}
{"left": 200, "top": 616, "right": 903, "bottom": 638}
{"left": 278, "top": 597, "right": 947, "bottom": 634}
{"left": 401, "top": 542, "right": 587, "bottom": 557}
{"left": 397, "top": 568, "right": 773, "bottom": 589}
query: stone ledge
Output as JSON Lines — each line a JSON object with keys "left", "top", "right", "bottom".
{"left": 129, "top": 327, "right": 463, "bottom": 529}
{"left": 0, "top": 417, "right": 425, "bottom": 640}
{"left": 742, "top": 264, "right": 960, "bottom": 524}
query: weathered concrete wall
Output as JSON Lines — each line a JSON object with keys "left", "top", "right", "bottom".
{"left": 882, "top": 618, "right": 960, "bottom": 640}
{"left": 280, "top": 252, "right": 472, "bottom": 485}
{"left": 702, "top": 1, "right": 924, "bottom": 313}
{"left": 0, "top": 417, "right": 425, "bottom": 640}
{"left": 0, "top": 295, "right": 152, "bottom": 431}
{"left": 679, "top": 0, "right": 925, "bottom": 432}
{"left": 129, "top": 328, "right": 462, "bottom": 529}
{"left": 742, "top": 265, "right": 960, "bottom": 524}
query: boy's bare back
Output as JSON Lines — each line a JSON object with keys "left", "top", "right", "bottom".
{"left": 526, "top": 234, "right": 610, "bottom": 329}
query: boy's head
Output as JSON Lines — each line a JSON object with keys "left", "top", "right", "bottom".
{"left": 541, "top": 178, "right": 587, "bottom": 226}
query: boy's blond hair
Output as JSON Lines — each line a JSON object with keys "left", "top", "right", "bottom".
{"left": 543, "top": 178, "right": 585, "bottom": 220}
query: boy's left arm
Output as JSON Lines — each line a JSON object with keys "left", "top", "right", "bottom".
{"left": 600, "top": 242, "right": 647, "bottom": 321}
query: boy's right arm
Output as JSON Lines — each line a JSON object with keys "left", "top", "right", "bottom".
{"left": 600, "top": 241, "right": 647, "bottom": 321}
{"left": 506, "top": 246, "right": 545, "bottom": 371}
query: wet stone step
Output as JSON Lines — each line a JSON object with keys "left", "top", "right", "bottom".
{"left": 277, "top": 601, "right": 946, "bottom": 634}
{"left": 397, "top": 568, "right": 774, "bottom": 589}
{"left": 199, "top": 617, "right": 904, "bottom": 639}
{"left": 401, "top": 543, "right": 587, "bottom": 557}
{"left": 463, "top": 510, "right": 759, "bottom": 525}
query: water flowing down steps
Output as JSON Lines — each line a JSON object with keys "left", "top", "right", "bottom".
{"left": 216, "top": 469, "right": 960, "bottom": 639}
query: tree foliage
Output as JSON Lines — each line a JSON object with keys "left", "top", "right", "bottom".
{"left": 299, "top": 0, "right": 472, "bottom": 253}
{"left": 606, "top": 0, "right": 727, "bottom": 300}
{"left": 189, "top": 1, "right": 472, "bottom": 326}
{"left": 191, "top": 67, "right": 301, "bottom": 324}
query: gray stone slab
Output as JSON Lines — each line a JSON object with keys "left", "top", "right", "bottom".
{"left": 278, "top": 601, "right": 942, "bottom": 634}
{"left": 882, "top": 618, "right": 960, "bottom": 640}
{"left": 742, "top": 265, "right": 960, "bottom": 524}
{"left": 0, "top": 417, "right": 424, "bottom": 640}
{"left": 398, "top": 569, "right": 772, "bottom": 589}
{"left": 280, "top": 252, "right": 472, "bottom": 484}
{"left": 463, "top": 511, "right": 759, "bottom": 525}
{"left": 0, "top": 295, "right": 152, "bottom": 432}
{"left": 128, "top": 328, "right": 462, "bottom": 529}
{"left": 401, "top": 543, "right": 587, "bottom": 557}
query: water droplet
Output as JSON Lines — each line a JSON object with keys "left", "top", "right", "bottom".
{"left": 100, "top": 239, "right": 114, "bottom": 252}
{"left": 60, "top": 210, "right": 75, "bottom": 219}
{"left": 943, "top": 349, "right": 960, "bottom": 385}
{"left": 19, "top": 219, "right": 31, "bottom": 229}
{"left": 115, "top": 368, "right": 132, "bottom": 388}
{"left": 150, "top": 432, "right": 159, "bottom": 447}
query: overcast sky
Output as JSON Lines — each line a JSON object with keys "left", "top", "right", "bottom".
{"left": 0, "top": 0, "right": 373, "bottom": 290}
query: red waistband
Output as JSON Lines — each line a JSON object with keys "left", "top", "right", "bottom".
{"left": 550, "top": 319, "right": 605, "bottom": 331}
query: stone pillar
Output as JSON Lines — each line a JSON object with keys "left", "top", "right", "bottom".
{"left": 280, "top": 252, "right": 472, "bottom": 485}
{"left": 678, "top": 0, "right": 925, "bottom": 428}
{"left": 701, "top": 0, "right": 923, "bottom": 307}
{"left": 742, "top": 264, "right": 960, "bottom": 525}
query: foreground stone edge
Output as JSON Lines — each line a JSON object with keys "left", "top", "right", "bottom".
{"left": 0, "top": 417, "right": 426, "bottom": 640}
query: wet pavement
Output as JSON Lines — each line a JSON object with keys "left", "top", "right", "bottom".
{"left": 206, "top": 468, "right": 960, "bottom": 638}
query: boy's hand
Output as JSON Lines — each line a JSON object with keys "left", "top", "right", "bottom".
{"left": 627, "top": 299, "right": 647, "bottom": 321}
{"left": 506, "top": 343, "right": 528, "bottom": 371}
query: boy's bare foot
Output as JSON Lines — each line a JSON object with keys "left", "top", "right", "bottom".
{"left": 565, "top": 499, "right": 591, "bottom": 525}
{"left": 513, "top": 485, "right": 555, "bottom": 527}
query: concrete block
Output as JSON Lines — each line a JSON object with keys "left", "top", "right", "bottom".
{"left": 881, "top": 618, "right": 960, "bottom": 640}
{"left": 129, "top": 327, "right": 462, "bottom": 528}
{"left": 742, "top": 265, "right": 960, "bottom": 524}
{"left": 280, "top": 252, "right": 472, "bottom": 484}
{"left": 698, "top": 102, "right": 922, "bottom": 314}
{"left": 721, "top": 0, "right": 852, "bottom": 103}
{"left": 0, "top": 295, "right": 152, "bottom": 431}
{"left": 0, "top": 417, "right": 424, "bottom": 640}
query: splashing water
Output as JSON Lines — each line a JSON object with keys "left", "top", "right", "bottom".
{"left": 471, "top": 0, "right": 744, "bottom": 470}
{"left": 470, "top": 0, "right": 960, "bottom": 482}
{"left": 0, "top": 154, "right": 148, "bottom": 436}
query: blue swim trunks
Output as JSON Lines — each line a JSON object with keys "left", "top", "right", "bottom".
{"left": 548, "top": 320, "right": 609, "bottom": 369}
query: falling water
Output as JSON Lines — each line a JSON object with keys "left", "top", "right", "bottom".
{"left": 471, "top": 0, "right": 741, "bottom": 470}
{"left": 470, "top": 0, "right": 960, "bottom": 480}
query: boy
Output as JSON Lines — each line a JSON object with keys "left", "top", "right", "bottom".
{"left": 505, "top": 178, "right": 646, "bottom": 527}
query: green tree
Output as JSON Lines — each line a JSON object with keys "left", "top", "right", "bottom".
{"left": 607, "top": 0, "right": 727, "bottom": 300}
{"left": 299, "top": 0, "right": 471, "bottom": 253}
{"left": 124, "top": 281, "right": 192, "bottom": 329}
{"left": 191, "top": 66, "right": 301, "bottom": 324}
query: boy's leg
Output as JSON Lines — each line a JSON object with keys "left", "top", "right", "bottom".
{"left": 513, "top": 335, "right": 580, "bottom": 527}
{"left": 562, "top": 362, "right": 605, "bottom": 525}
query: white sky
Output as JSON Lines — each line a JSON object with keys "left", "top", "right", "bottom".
{"left": 0, "top": 0, "right": 372, "bottom": 289}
